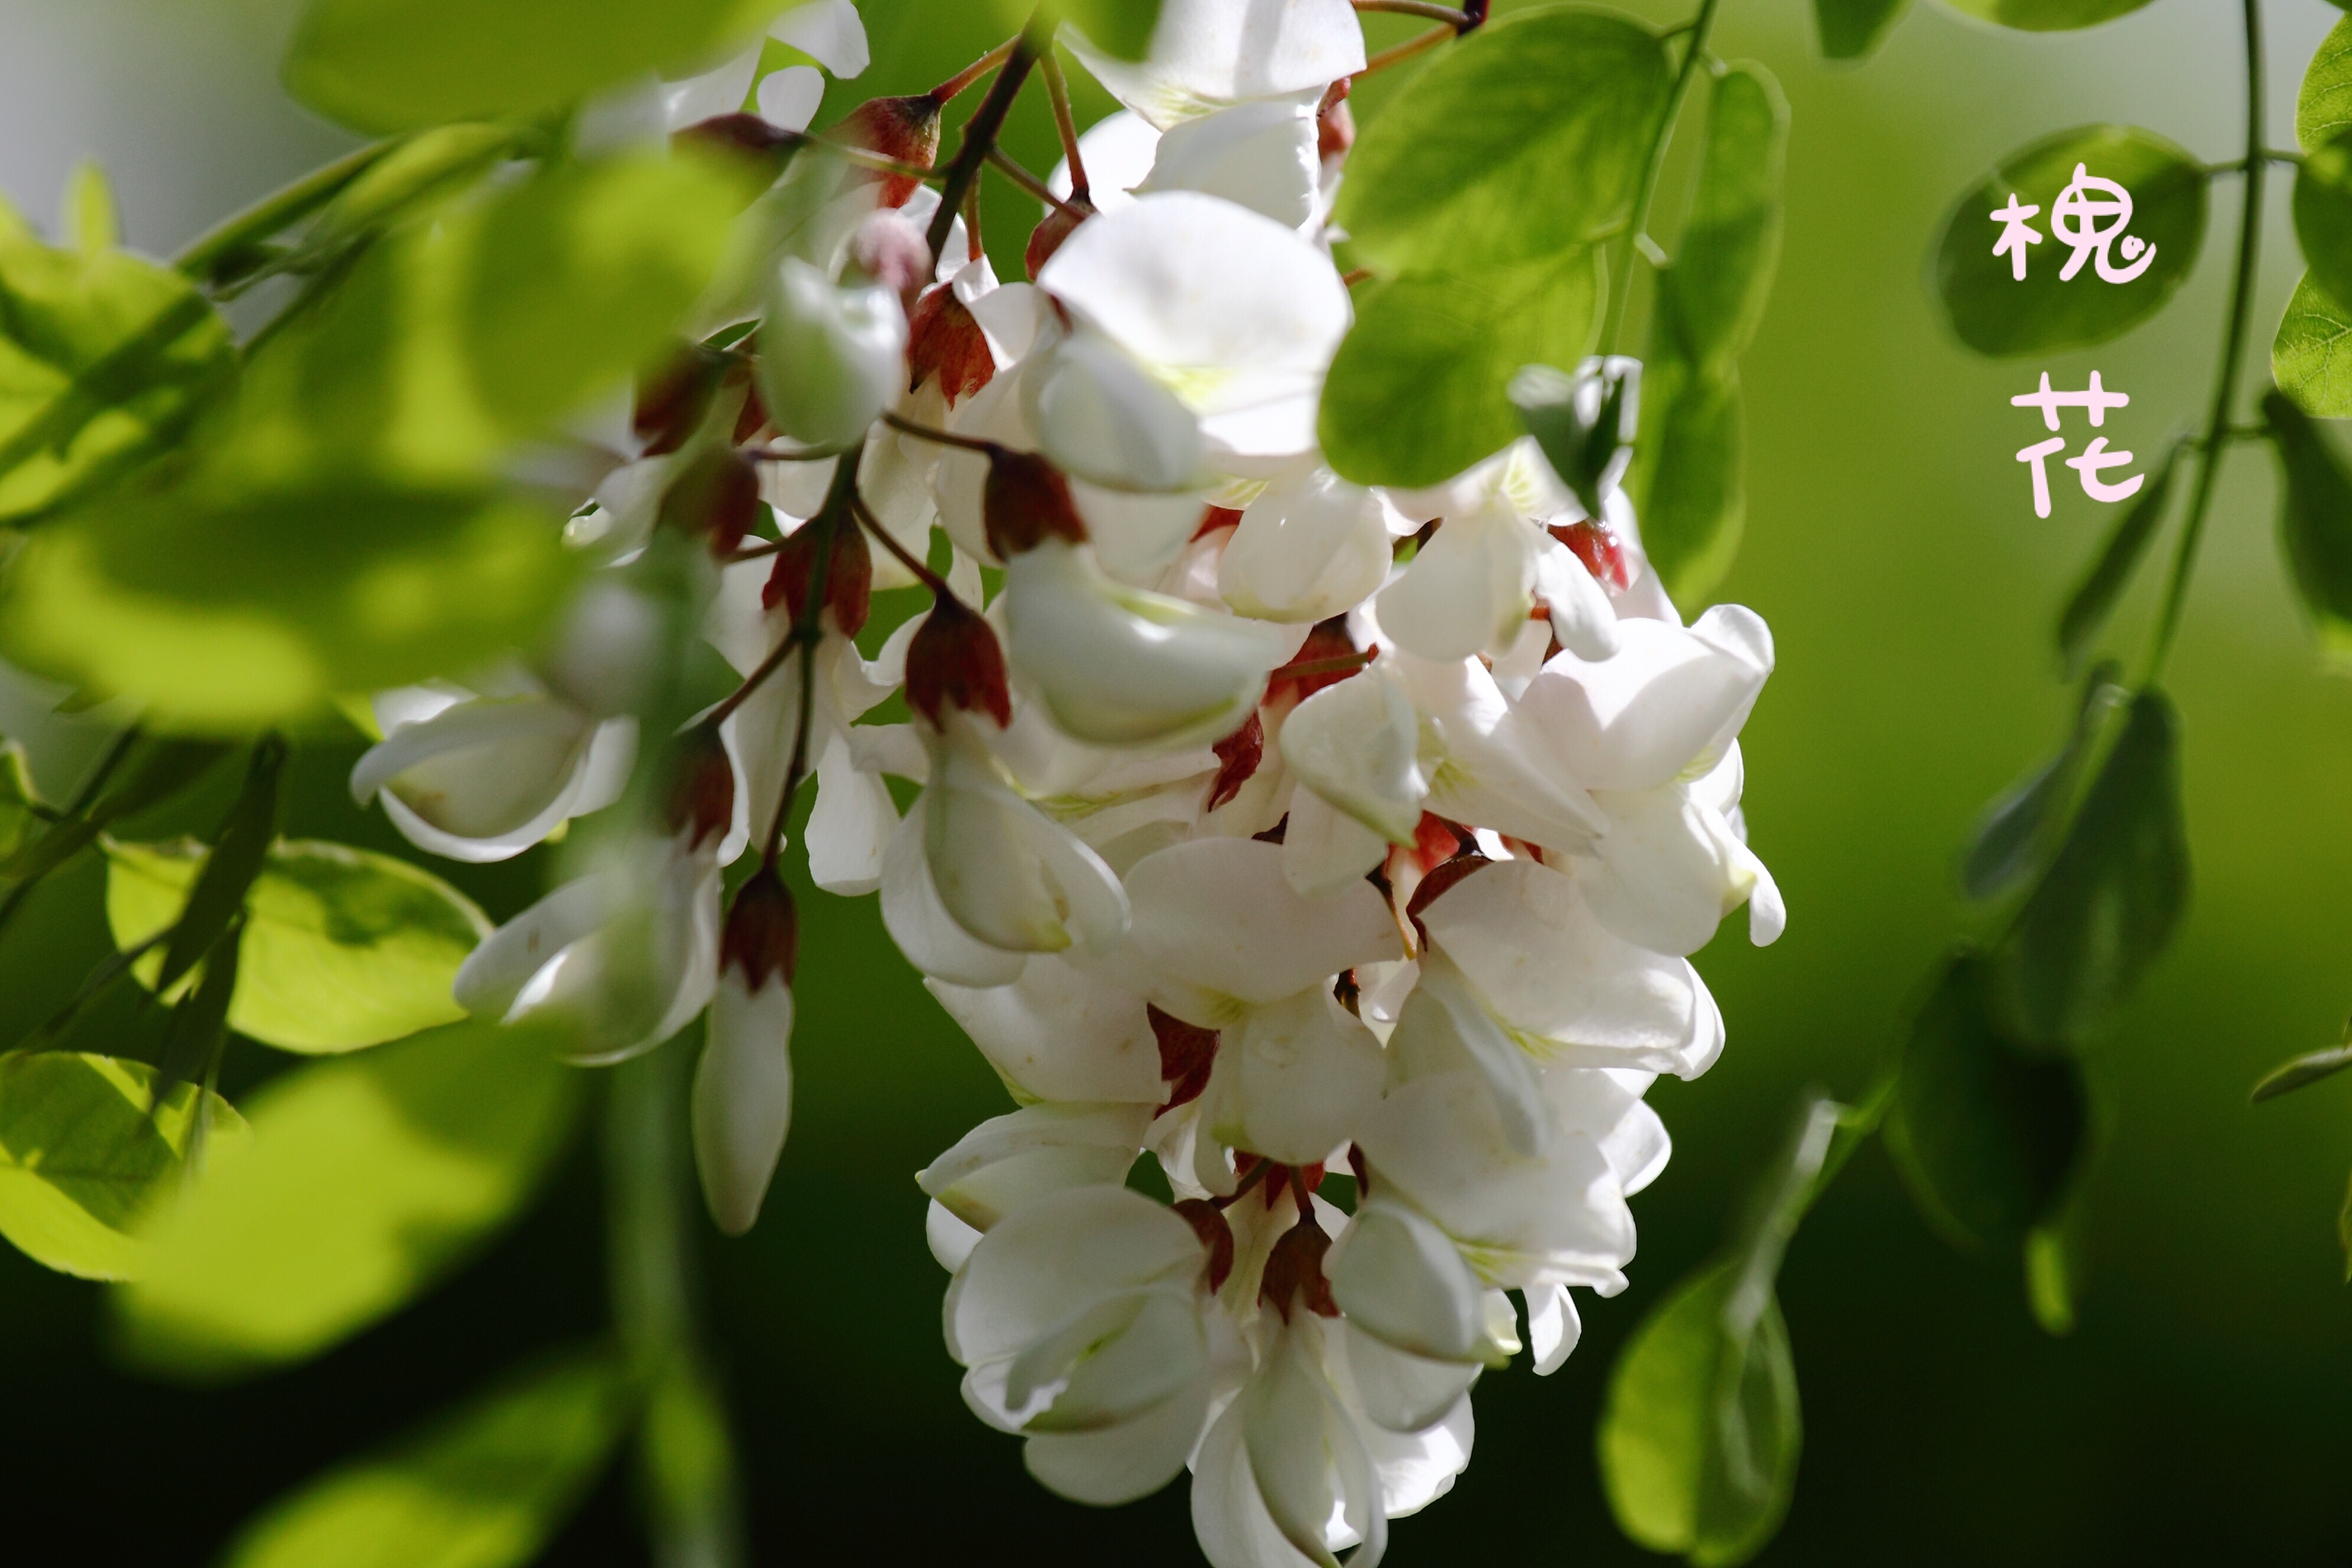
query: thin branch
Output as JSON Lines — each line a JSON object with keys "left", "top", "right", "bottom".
{"left": 1601, "top": 0, "right": 1724, "bottom": 354}
{"left": 852, "top": 494, "right": 951, "bottom": 595}
{"left": 927, "top": 9, "right": 1051, "bottom": 266}
{"left": 1356, "top": 23, "right": 1452, "bottom": 75}
{"left": 0, "top": 724, "right": 142, "bottom": 943}
{"left": 1352, "top": 0, "right": 1473, "bottom": 24}
{"left": 931, "top": 38, "right": 1017, "bottom": 104}
{"left": 1040, "top": 51, "right": 1089, "bottom": 200}
{"left": 987, "top": 147, "right": 1083, "bottom": 216}
{"left": 764, "top": 462, "right": 859, "bottom": 865}
{"left": 883, "top": 409, "right": 1000, "bottom": 456}
{"left": 174, "top": 139, "right": 393, "bottom": 285}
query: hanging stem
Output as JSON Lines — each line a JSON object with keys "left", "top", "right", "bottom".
{"left": 173, "top": 139, "right": 393, "bottom": 286}
{"left": 931, "top": 38, "right": 1018, "bottom": 104}
{"left": 1355, "top": 24, "right": 1452, "bottom": 75}
{"left": 926, "top": 9, "right": 1052, "bottom": 266}
{"left": 987, "top": 147, "right": 1082, "bottom": 215}
{"left": 1040, "top": 51, "right": 1089, "bottom": 200}
{"left": 1601, "top": 0, "right": 1725, "bottom": 354}
{"left": 763, "top": 460, "right": 859, "bottom": 866}
{"left": 2143, "top": 0, "right": 2266, "bottom": 683}
{"left": 883, "top": 409, "right": 1001, "bottom": 455}
{"left": 853, "top": 494, "right": 952, "bottom": 595}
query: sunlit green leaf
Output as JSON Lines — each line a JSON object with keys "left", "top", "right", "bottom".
{"left": 0, "top": 1051, "right": 245, "bottom": 1281}
{"left": 2265, "top": 388, "right": 2352, "bottom": 656}
{"left": 300, "top": 124, "right": 520, "bottom": 261}
{"left": 1940, "top": 0, "right": 2155, "bottom": 29}
{"left": 1813, "top": 0, "right": 1910, "bottom": 60}
{"left": 283, "top": 0, "right": 775, "bottom": 133}
{"left": 2055, "top": 443, "right": 2180, "bottom": 677}
{"left": 2274, "top": 271, "right": 2352, "bottom": 417}
{"left": 0, "top": 193, "right": 234, "bottom": 523}
{"left": 1320, "top": 250, "right": 1603, "bottom": 488}
{"left": 222, "top": 1347, "right": 633, "bottom": 1568}
{"left": 2295, "top": 131, "right": 2352, "bottom": 317}
{"left": 153, "top": 740, "right": 285, "bottom": 997}
{"left": 1658, "top": 65, "right": 1787, "bottom": 369}
{"left": 1933, "top": 125, "right": 2207, "bottom": 357}
{"left": 1960, "top": 661, "right": 2119, "bottom": 902}
{"left": 106, "top": 837, "right": 490, "bottom": 1053}
{"left": 1630, "top": 351, "right": 1744, "bottom": 607}
{"left": 1038, "top": 0, "right": 1164, "bottom": 61}
{"left": 2251, "top": 1031, "right": 2352, "bottom": 1102}
{"left": 0, "top": 737, "right": 231, "bottom": 883}
{"left": 1336, "top": 8, "right": 1671, "bottom": 271}
{"left": 115, "top": 1018, "right": 581, "bottom": 1377}
{"left": 1886, "top": 954, "right": 2088, "bottom": 1250}
{"left": 0, "top": 740, "right": 41, "bottom": 864}
{"left": 2300, "top": 14, "right": 2352, "bottom": 154}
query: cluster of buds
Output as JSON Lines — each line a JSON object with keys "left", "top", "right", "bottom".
{"left": 346, "top": 1, "right": 1784, "bottom": 1563}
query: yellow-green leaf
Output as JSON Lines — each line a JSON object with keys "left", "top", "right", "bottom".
{"left": 2274, "top": 271, "right": 2352, "bottom": 418}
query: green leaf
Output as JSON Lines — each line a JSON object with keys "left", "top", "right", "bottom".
{"left": 1630, "top": 351, "right": 1745, "bottom": 607}
{"left": 114, "top": 1018, "right": 581, "bottom": 1377}
{"left": 1885, "top": 954, "right": 2089, "bottom": 1250}
{"left": 0, "top": 475, "right": 578, "bottom": 733}
{"left": 283, "top": 0, "right": 775, "bottom": 134}
{"left": 2301, "top": 14, "right": 2352, "bottom": 154}
{"left": 1319, "top": 250, "right": 1603, "bottom": 488}
{"left": 0, "top": 1051, "right": 245, "bottom": 1281}
{"left": 1658, "top": 65, "right": 1788, "bottom": 369}
{"left": 1940, "top": 0, "right": 2156, "bottom": 30}
{"left": 1993, "top": 688, "right": 2189, "bottom": 1046}
{"left": 2055, "top": 442, "right": 2181, "bottom": 677}
{"left": 2296, "top": 131, "right": 2352, "bottom": 317}
{"left": 1960, "top": 661, "right": 2120, "bottom": 902}
{"left": 1598, "top": 1261, "right": 1802, "bottom": 1568}
{"left": 2274, "top": 271, "right": 2352, "bottom": 417}
{"left": 1813, "top": 0, "right": 1910, "bottom": 60}
{"left": 0, "top": 193, "right": 235, "bottom": 523}
{"left": 1932, "top": 125, "right": 2208, "bottom": 357}
{"left": 640, "top": 1356, "right": 741, "bottom": 1562}
{"left": 154, "top": 739, "right": 285, "bottom": 997}
{"left": 2251, "top": 1032, "right": 2352, "bottom": 1102}
{"left": 300, "top": 124, "right": 520, "bottom": 261}
{"left": 1, "top": 736, "right": 232, "bottom": 883}
{"left": 1040, "top": 0, "right": 1164, "bottom": 61}
{"left": 221, "top": 1347, "right": 634, "bottom": 1568}
{"left": 106, "top": 837, "right": 491, "bottom": 1053}
{"left": 1335, "top": 8, "right": 1671, "bottom": 271}
{"left": 62, "top": 163, "right": 118, "bottom": 255}
{"left": 0, "top": 740, "right": 42, "bottom": 864}
{"left": 2264, "top": 388, "right": 2352, "bottom": 655}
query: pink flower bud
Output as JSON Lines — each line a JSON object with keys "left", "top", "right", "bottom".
{"left": 1150, "top": 1003, "right": 1219, "bottom": 1114}
{"left": 1549, "top": 518, "right": 1633, "bottom": 592}
{"left": 1204, "top": 710, "right": 1262, "bottom": 812}
{"left": 833, "top": 95, "right": 943, "bottom": 208}
{"left": 1024, "top": 195, "right": 1095, "bottom": 280}
{"left": 1171, "top": 1198, "right": 1236, "bottom": 1294}
{"left": 1259, "top": 1210, "right": 1339, "bottom": 1322}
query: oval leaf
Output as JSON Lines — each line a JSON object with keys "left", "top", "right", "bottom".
{"left": 1335, "top": 7, "right": 1671, "bottom": 271}
{"left": 0, "top": 1051, "right": 244, "bottom": 1281}
{"left": 1960, "top": 663, "right": 2120, "bottom": 902}
{"left": 1813, "top": 0, "right": 1911, "bottom": 60}
{"left": 222, "top": 1347, "right": 632, "bottom": 1568}
{"left": 1630, "top": 354, "right": 1745, "bottom": 608}
{"left": 107, "top": 838, "right": 492, "bottom": 1054}
{"left": 1659, "top": 64, "right": 1789, "bottom": 369}
{"left": 1940, "top": 0, "right": 2155, "bottom": 27}
{"left": 113, "top": 1018, "right": 580, "bottom": 1378}
{"left": 1933, "top": 125, "right": 2207, "bottom": 358}
{"left": 1886, "top": 954, "right": 2088, "bottom": 1250}
{"left": 2252, "top": 1035, "right": 2352, "bottom": 1102}
{"left": 2295, "top": 131, "right": 2352, "bottom": 317}
{"left": 2300, "top": 13, "right": 2352, "bottom": 155}
{"left": 2263, "top": 388, "right": 2352, "bottom": 656}
{"left": 2274, "top": 271, "right": 2352, "bottom": 418}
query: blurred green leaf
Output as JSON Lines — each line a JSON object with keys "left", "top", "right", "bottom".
{"left": 1630, "top": 351, "right": 1744, "bottom": 607}
{"left": 1940, "top": 0, "right": 2155, "bottom": 29}
{"left": 1994, "top": 689, "right": 2189, "bottom": 1046}
{"left": 282, "top": 0, "right": 775, "bottom": 133}
{"left": 222, "top": 1346, "right": 633, "bottom": 1568}
{"left": 0, "top": 194, "right": 234, "bottom": 523}
{"left": 1320, "top": 251, "right": 1602, "bottom": 488}
{"left": 62, "top": 163, "right": 118, "bottom": 254}
{"left": 115, "top": 1018, "right": 581, "bottom": 1377}
{"left": 1, "top": 737, "right": 232, "bottom": 883}
{"left": 0, "top": 476, "right": 577, "bottom": 733}
{"left": 0, "top": 741, "right": 41, "bottom": 863}
{"left": 2339, "top": 1168, "right": 2352, "bottom": 1283}
{"left": 2300, "top": 14, "right": 2352, "bottom": 154}
{"left": 2295, "top": 132, "right": 2352, "bottom": 317}
{"left": 2274, "top": 271, "right": 2352, "bottom": 417}
{"left": 2055, "top": 443, "right": 2179, "bottom": 677}
{"left": 0, "top": 1051, "right": 245, "bottom": 1281}
{"left": 639, "top": 1356, "right": 742, "bottom": 1565}
{"left": 2264, "top": 388, "right": 2352, "bottom": 656}
{"left": 1961, "top": 661, "right": 2118, "bottom": 902}
{"left": 1658, "top": 65, "right": 1788, "bottom": 369}
{"left": 1933, "top": 126, "right": 2207, "bottom": 357}
{"left": 1041, "top": 0, "right": 1164, "bottom": 61}
{"left": 107, "top": 838, "right": 491, "bottom": 1053}
{"left": 1813, "top": 0, "right": 1909, "bottom": 60}
{"left": 2251, "top": 1032, "right": 2352, "bottom": 1102}
{"left": 2023, "top": 1216, "right": 2078, "bottom": 1334}
{"left": 300, "top": 124, "right": 520, "bottom": 262}
{"left": 1887, "top": 954, "right": 2088, "bottom": 1250}
{"left": 1335, "top": 8, "right": 1670, "bottom": 271}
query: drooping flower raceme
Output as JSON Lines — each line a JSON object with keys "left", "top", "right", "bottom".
{"left": 346, "top": 4, "right": 1786, "bottom": 1562}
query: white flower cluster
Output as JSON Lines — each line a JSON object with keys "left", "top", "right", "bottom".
{"left": 346, "top": 1, "right": 1784, "bottom": 1560}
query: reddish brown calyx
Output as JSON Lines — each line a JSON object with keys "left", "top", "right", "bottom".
{"left": 671, "top": 113, "right": 799, "bottom": 180}
{"left": 906, "top": 590, "right": 1012, "bottom": 729}
{"left": 722, "top": 864, "right": 799, "bottom": 987}
{"left": 658, "top": 447, "right": 762, "bottom": 557}
{"left": 1171, "top": 1198, "right": 1236, "bottom": 1294}
{"left": 833, "top": 95, "right": 943, "bottom": 208}
{"left": 1024, "top": 193, "right": 1096, "bottom": 280}
{"left": 1151, "top": 1005, "right": 1219, "bottom": 1115}
{"left": 906, "top": 284, "right": 996, "bottom": 406}
{"left": 1267, "top": 618, "right": 1370, "bottom": 707}
{"left": 982, "top": 449, "right": 1089, "bottom": 558}
{"left": 1387, "top": 814, "right": 1474, "bottom": 939}
{"left": 667, "top": 724, "right": 737, "bottom": 852}
{"left": 764, "top": 517, "right": 873, "bottom": 638}
{"left": 1204, "top": 711, "right": 1263, "bottom": 814}
{"left": 1347, "top": 1143, "right": 1371, "bottom": 1199}
{"left": 1550, "top": 518, "right": 1632, "bottom": 592}
{"left": 1316, "top": 80, "right": 1355, "bottom": 162}
{"left": 634, "top": 342, "right": 731, "bottom": 457}
{"left": 1260, "top": 1209, "right": 1339, "bottom": 1322}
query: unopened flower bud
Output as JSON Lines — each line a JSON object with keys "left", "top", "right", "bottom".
{"left": 906, "top": 283, "right": 995, "bottom": 405}
{"left": 1171, "top": 1197, "right": 1235, "bottom": 1294}
{"left": 833, "top": 94, "right": 942, "bottom": 208}
{"left": 1510, "top": 356, "right": 1641, "bottom": 520}
{"left": 666, "top": 724, "right": 736, "bottom": 849}
{"left": 656, "top": 446, "right": 761, "bottom": 555}
{"left": 845, "top": 208, "right": 933, "bottom": 317}
{"left": 634, "top": 342, "right": 729, "bottom": 457}
{"left": 1548, "top": 518, "right": 1633, "bottom": 592}
{"left": 1024, "top": 195, "right": 1094, "bottom": 279}
{"left": 905, "top": 590, "right": 1012, "bottom": 729}
{"left": 720, "top": 863, "right": 799, "bottom": 988}
{"left": 1316, "top": 81, "right": 1355, "bottom": 162}
{"left": 982, "top": 449, "right": 1090, "bottom": 558}
{"left": 696, "top": 865, "right": 797, "bottom": 1236}
{"left": 756, "top": 258, "right": 908, "bottom": 451}
{"left": 1259, "top": 1210, "right": 1339, "bottom": 1321}
{"left": 762, "top": 515, "right": 873, "bottom": 637}
{"left": 1150, "top": 1003, "right": 1219, "bottom": 1113}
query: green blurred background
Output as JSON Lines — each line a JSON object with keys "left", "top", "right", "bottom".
{"left": 4, "top": 0, "right": 2351, "bottom": 1559}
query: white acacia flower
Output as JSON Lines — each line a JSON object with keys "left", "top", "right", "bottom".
{"left": 693, "top": 869, "right": 799, "bottom": 1236}
{"left": 756, "top": 257, "right": 907, "bottom": 451}
{"left": 1066, "top": 0, "right": 1365, "bottom": 131}
{"left": 925, "top": 954, "right": 1166, "bottom": 1106}
{"left": 919, "top": 1101, "right": 1156, "bottom": 1234}
{"left": 1217, "top": 464, "right": 1402, "bottom": 624}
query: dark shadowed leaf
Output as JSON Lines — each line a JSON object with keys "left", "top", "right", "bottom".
{"left": 2295, "top": 131, "right": 2352, "bottom": 316}
{"left": 1320, "top": 251, "right": 1603, "bottom": 488}
{"left": 1813, "top": 0, "right": 1910, "bottom": 59}
{"left": 2056, "top": 442, "right": 2180, "bottom": 676}
{"left": 1886, "top": 954, "right": 2089, "bottom": 1249}
{"left": 2264, "top": 389, "right": 2352, "bottom": 655}
{"left": 1657, "top": 65, "right": 1788, "bottom": 369}
{"left": 1336, "top": 9, "right": 1670, "bottom": 271}
{"left": 221, "top": 1347, "right": 633, "bottom": 1568}
{"left": 2300, "top": 14, "right": 2352, "bottom": 154}
{"left": 1630, "top": 351, "right": 1744, "bottom": 607}
{"left": 1041, "top": 0, "right": 1164, "bottom": 60}
{"left": 2275, "top": 271, "right": 2352, "bottom": 417}
{"left": 1934, "top": 125, "right": 2206, "bottom": 357}
{"left": 1941, "top": 0, "right": 2155, "bottom": 28}
{"left": 1960, "top": 661, "right": 2120, "bottom": 902}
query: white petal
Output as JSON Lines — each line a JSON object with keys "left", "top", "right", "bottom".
{"left": 1327, "top": 1199, "right": 1486, "bottom": 1364}
{"left": 1024, "top": 327, "right": 1208, "bottom": 493}
{"left": 1048, "top": 110, "right": 1161, "bottom": 213}
{"left": 756, "top": 63, "right": 825, "bottom": 131}
{"left": 952, "top": 1185, "right": 1204, "bottom": 1367}
{"left": 1532, "top": 537, "right": 1621, "bottom": 662}
{"left": 1341, "top": 1323, "right": 1480, "bottom": 1434}
{"left": 1123, "top": 836, "right": 1400, "bottom": 1009}
{"left": 1199, "top": 986, "right": 1382, "bottom": 1166}
{"left": 805, "top": 732, "right": 897, "bottom": 896}
{"left": 1137, "top": 97, "right": 1321, "bottom": 230}
{"left": 1376, "top": 502, "right": 1532, "bottom": 664}
{"left": 757, "top": 258, "right": 907, "bottom": 449}
{"left": 1389, "top": 957, "right": 1548, "bottom": 1159}
{"left": 693, "top": 970, "right": 795, "bottom": 1235}
{"left": 1025, "top": 1363, "right": 1209, "bottom": 1504}
{"left": 353, "top": 695, "right": 599, "bottom": 862}
{"left": 1521, "top": 605, "right": 1774, "bottom": 793}
{"left": 1524, "top": 1283, "right": 1583, "bottom": 1375}
{"left": 769, "top": 0, "right": 869, "bottom": 77}
{"left": 1220, "top": 465, "right": 1397, "bottom": 624}
{"left": 925, "top": 731, "right": 1131, "bottom": 952}
{"left": 661, "top": 46, "right": 758, "bottom": 129}
{"left": 1394, "top": 654, "right": 1606, "bottom": 857}
{"left": 1281, "top": 785, "right": 1391, "bottom": 899}
{"left": 918, "top": 1101, "right": 1154, "bottom": 1231}
{"left": 926, "top": 955, "right": 1164, "bottom": 1105}
{"left": 880, "top": 797, "right": 1026, "bottom": 987}
{"left": 1279, "top": 665, "right": 1424, "bottom": 845}
{"left": 928, "top": 1198, "right": 984, "bottom": 1273}
{"left": 1072, "top": 479, "right": 1212, "bottom": 582}
{"left": 1579, "top": 786, "right": 1753, "bottom": 957}
{"left": 1067, "top": 0, "right": 1367, "bottom": 129}
{"left": 1243, "top": 1321, "right": 1384, "bottom": 1567}
{"left": 452, "top": 873, "right": 612, "bottom": 1019}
